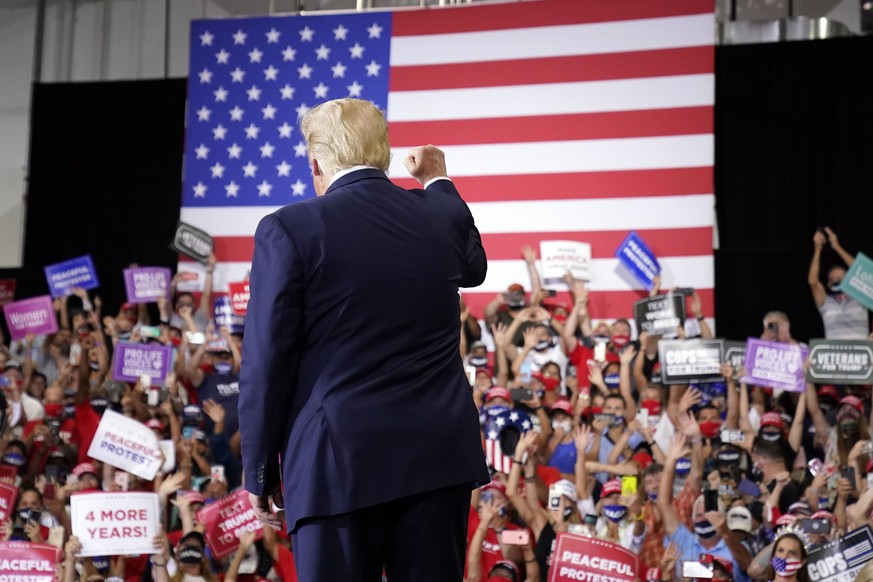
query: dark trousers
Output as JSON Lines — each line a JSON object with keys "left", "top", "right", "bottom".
{"left": 291, "top": 484, "right": 471, "bottom": 582}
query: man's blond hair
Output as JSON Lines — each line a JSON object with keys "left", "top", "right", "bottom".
{"left": 300, "top": 98, "right": 391, "bottom": 179}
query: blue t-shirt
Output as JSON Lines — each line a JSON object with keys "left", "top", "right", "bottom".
{"left": 548, "top": 441, "right": 577, "bottom": 474}
{"left": 667, "top": 524, "right": 750, "bottom": 582}
{"left": 196, "top": 373, "right": 240, "bottom": 436}
{"left": 595, "top": 428, "right": 644, "bottom": 483}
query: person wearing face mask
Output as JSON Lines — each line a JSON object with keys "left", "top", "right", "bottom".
{"left": 187, "top": 333, "right": 241, "bottom": 437}
{"left": 170, "top": 531, "right": 219, "bottom": 582}
{"left": 589, "top": 394, "right": 644, "bottom": 484}
{"left": 1, "top": 440, "right": 28, "bottom": 485}
{"left": 805, "top": 387, "right": 871, "bottom": 487}
{"left": 761, "top": 311, "right": 799, "bottom": 345}
{"left": 22, "top": 384, "right": 79, "bottom": 477}
{"left": 593, "top": 478, "right": 645, "bottom": 553}
{"left": 512, "top": 325, "right": 568, "bottom": 386}
{"left": 764, "top": 528, "right": 811, "bottom": 582}
{"left": 660, "top": 432, "right": 749, "bottom": 582}
{"left": 545, "top": 398, "right": 577, "bottom": 476}
{"left": 466, "top": 481, "right": 525, "bottom": 579}
{"left": 808, "top": 228, "right": 868, "bottom": 340}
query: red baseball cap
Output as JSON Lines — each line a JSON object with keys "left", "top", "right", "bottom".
{"left": 840, "top": 395, "right": 864, "bottom": 414}
{"left": 818, "top": 385, "right": 839, "bottom": 401}
{"left": 712, "top": 557, "right": 733, "bottom": 576}
{"left": 602, "top": 478, "right": 622, "bottom": 497}
{"left": 146, "top": 418, "right": 165, "bottom": 431}
{"left": 550, "top": 397, "right": 573, "bottom": 416}
{"left": 481, "top": 480, "right": 507, "bottom": 495}
{"left": 760, "top": 412, "right": 784, "bottom": 429}
{"left": 486, "top": 386, "right": 511, "bottom": 403}
{"left": 633, "top": 450, "right": 654, "bottom": 471}
{"left": 183, "top": 491, "right": 206, "bottom": 506}
{"left": 73, "top": 462, "right": 98, "bottom": 478}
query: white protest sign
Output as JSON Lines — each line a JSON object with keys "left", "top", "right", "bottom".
{"left": 87, "top": 410, "right": 162, "bottom": 480}
{"left": 540, "top": 241, "right": 592, "bottom": 289}
{"left": 159, "top": 440, "right": 176, "bottom": 474}
{"left": 71, "top": 492, "right": 160, "bottom": 556}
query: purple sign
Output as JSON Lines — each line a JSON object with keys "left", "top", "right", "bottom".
{"left": 112, "top": 343, "right": 173, "bottom": 385}
{"left": 3, "top": 295, "right": 58, "bottom": 340}
{"left": 123, "top": 267, "right": 172, "bottom": 304}
{"left": 213, "top": 297, "right": 244, "bottom": 335}
{"left": 740, "top": 338, "right": 809, "bottom": 393}
{"left": 44, "top": 255, "right": 99, "bottom": 298}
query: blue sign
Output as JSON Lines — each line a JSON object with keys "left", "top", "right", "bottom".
{"left": 614, "top": 231, "right": 660, "bottom": 291}
{"left": 842, "top": 252, "right": 873, "bottom": 312}
{"left": 213, "top": 297, "right": 244, "bottom": 335}
{"left": 44, "top": 255, "right": 100, "bottom": 298}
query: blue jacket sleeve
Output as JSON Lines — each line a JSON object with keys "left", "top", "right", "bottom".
{"left": 425, "top": 178, "right": 487, "bottom": 288}
{"left": 238, "top": 213, "right": 304, "bottom": 497}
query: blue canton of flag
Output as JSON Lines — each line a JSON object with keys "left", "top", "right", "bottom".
{"left": 183, "top": 12, "right": 392, "bottom": 207}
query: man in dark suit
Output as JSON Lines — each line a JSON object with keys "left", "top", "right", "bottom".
{"left": 239, "top": 98, "right": 490, "bottom": 581}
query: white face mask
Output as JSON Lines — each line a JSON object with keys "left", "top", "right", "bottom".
{"left": 552, "top": 419, "right": 572, "bottom": 433}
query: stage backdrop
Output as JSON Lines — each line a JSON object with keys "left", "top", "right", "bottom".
{"left": 176, "top": 0, "right": 717, "bottom": 324}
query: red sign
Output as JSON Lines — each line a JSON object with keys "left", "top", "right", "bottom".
{"left": 0, "top": 279, "right": 15, "bottom": 306}
{"left": 548, "top": 533, "right": 638, "bottom": 582}
{"left": 0, "top": 541, "right": 60, "bottom": 580}
{"left": 0, "top": 482, "right": 18, "bottom": 522}
{"left": 0, "top": 465, "right": 16, "bottom": 484}
{"left": 228, "top": 281, "right": 250, "bottom": 315}
{"left": 197, "top": 489, "right": 263, "bottom": 558}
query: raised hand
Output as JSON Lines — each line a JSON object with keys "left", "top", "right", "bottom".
{"left": 813, "top": 229, "right": 827, "bottom": 248}
{"left": 521, "top": 246, "right": 537, "bottom": 265}
{"left": 403, "top": 145, "right": 447, "bottom": 186}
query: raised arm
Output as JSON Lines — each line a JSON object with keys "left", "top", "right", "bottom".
{"left": 825, "top": 227, "right": 855, "bottom": 267}
{"left": 197, "top": 253, "right": 216, "bottom": 321}
{"left": 658, "top": 432, "right": 688, "bottom": 536}
{"left": 521, "top": 246, "right": 543, "bottom": 300}
{"left": 808, "top": 230, "right": 827, "bottom": 307}
{"left": 723, "top": 363, "right": 739, "bottom": 430}
{"left": 618, "top": 345, "right": 637, "bottom": 421}
{"left": 805, "top": 379, "right": 831, "bottom": 448}
{"left": 788, "top": 392, "right": 806, "bottom": 453}
{"left": 689, "top": 292, "right": 713, "bottom": 339}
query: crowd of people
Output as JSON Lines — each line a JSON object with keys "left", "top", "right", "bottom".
{"left": 0, "top": 227, "right": 872, "bottom": 582}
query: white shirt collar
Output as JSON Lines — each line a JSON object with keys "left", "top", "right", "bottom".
{"left": 328, "top": 165, "right": 382, "bottom": 188}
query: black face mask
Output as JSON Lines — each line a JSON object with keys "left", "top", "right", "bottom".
{"left": 751, "top": 465, "right": 764, "bottom": 483}
{"left": 178, "top": 546, "right": 204, "bottom": 564}
{"left": 562, "top": 506, "right": 574, "bottom": 521}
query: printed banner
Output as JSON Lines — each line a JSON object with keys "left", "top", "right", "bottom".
{"left": 615, "top": 231, "right": 660, "bottom": 291}
{"left": 549, "top": 533, "right": 637, "bottom": 582}
{"left": 197, "top": 489, "right": 263, "bottom": 559}
{"left": 87, "top": 410, "right": 163, "bottom": 480}
{"left": 807, "top": 525, "right": 873, "bottom": 582}
{"left": 3, "top": 295, "right": 58, "bottom": 341}
{"left": 724, "top": 340, "right": 747, "bottom": 376}
{"left": 0, "top": 542, "right": 60, "bottom": 580}
{"left": 0, "top": 279, "right": 15, "bottom": 306}
{"left": 740, "top": 338, "right": 808, "bottom": 393}
{"left": 70, "top": 491, "right": 160, "bottom": 556}
{"left": 44, "top": 255, "right": 99, "bottom": 298}
{"left": 123, "top": 267, "right": 172, "bottom": 303}
{"left": 633, "top": 293, "right": 686, "bottom": 337}
{"left": 228, "top": 281, "right": 250, "bottom": 315}
{"left": 112, "top": 342, "right": 173, "bottom": 385}
{"left": 213, "top": 297, "right": 245, "bottom": 335}
{"left": 0, "top": 482, "right": 18, "bottom": 522}
{"left": 658, "top": 339, "right": 724, "bottom": 384}
{"left": 171, "top": 222, "right": 213, "bottom": 264}
{"left": 842, "top": 252, "right": 873, "bottom": 311}
{"left": 540, "top": 241, "right": 592, "bottom": 288}
{"left": 807, "top": 339, "right": 873, "bottom": 384}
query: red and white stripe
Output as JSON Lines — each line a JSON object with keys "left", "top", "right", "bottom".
{"left": 179, "top": 0, "right": 714, "bottom": 324}
{"left": 484, "top": 437, "right": 513, "bottom": 475}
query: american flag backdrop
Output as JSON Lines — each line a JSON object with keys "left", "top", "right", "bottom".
{"left": 179, "top": 0, "right": 715, "bottom": 325}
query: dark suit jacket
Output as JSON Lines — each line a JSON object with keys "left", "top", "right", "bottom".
{"left": 239, "top": 168, "right": 490, "bottom": 532}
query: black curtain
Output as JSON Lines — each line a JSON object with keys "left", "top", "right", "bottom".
{"left": 714, "top": 36, "right": 873, "bottom": 342}
{"left": 21, "top": 79, "right": 187, "bottom": 325}
{"left": 15, "top": 37, "right": 873, "bottom": 341}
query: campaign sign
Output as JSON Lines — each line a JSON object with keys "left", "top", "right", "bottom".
{"left": 724, "top": 340, "right": 746, "bottom": 375}
{"left": 228, "top": 281, "right": 250, "bottom": 315}
{"left": 807, "top": 524, "right": 873, "bottom": 582}
{"left": 658, "top": 339, "right": 724, "bottom": 384}
{"left": 197, "top": 489, "right": 263, "bottom": 559}
{"left": 87, "top": 410, "right": 163, "bottom": 480}
{"left": 0, "top": 465, "right": 16, "bottom": 484}
{"left": 123, "top": 267, "right": 172, "bottom": 304}
{"left": 112, "top": 342, "right": 173, "bottom": 385}
{"left": 740, "top": 338, "right": 808, "bottom": 393}
{"left": 633, "top": 293, "right": 686, "bottom": 337}
{"left": 71, "top": 491, "right": 160, "bottom": 556}
{"left": 0, "top": 482, "right": 18, "bottom": 522}
{"left": 549, "top": 532, "right": 637, "bottom": 582}
{"left": 842, "top": 252, "right": 873, "bottom": 312}
{"left": 614, "top": 231, "right": 660, "bottom": 291}
{"left": 171, "top": 222, "right": 213, "bottom": 264}
{"left": 44, "top": 255, "right": 99, "bottom": 298}
{"left": 213, "top": 297, "right": 244, "bottom": 335}
{"left": 540, "top": 240, "right": 592, "bottom": 288}
{"left": 159, "top": 439, "right": 176, "bottom": 473}
{"left": 3, "top": 295, "right": 58, "bottom": 341}
{"left": 0, "top": 279, "right": 15, "bottom": 306}
{"left": 807, "top": 339, "right": 873, "bottom": 384}
{"left": 0, "top": 542, "right": 60, "bottom": 581}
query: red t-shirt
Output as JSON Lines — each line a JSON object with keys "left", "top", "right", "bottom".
{"left": 568, "top": 343, "right": 619, "bottom": 388}
{"left": 466, "top": 506, "right": 523, "bottom": 578}
{"left": 23, "top": 418, "right": 79, "bottom": 472}
{"left": 273, "top": 545, "right": 299, "bottom": 582}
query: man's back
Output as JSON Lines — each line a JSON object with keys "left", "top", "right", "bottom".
{"left": 240, "top": 168, "right": 489, "bottom": 531}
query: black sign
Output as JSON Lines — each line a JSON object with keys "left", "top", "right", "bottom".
{"left": 724, "top": 341, "right": 746, "bottom": 376}
{"left": 170, "top": 222, "right": 213, "bottom": 264}
{"left": 807, "top": 525, "right": 873, "bottom": 582}
{"left": 807, "top": 339, "right": 873, "bottom": 385}
{"left": 658, "top": 339, "right": 724, "bottom": 384}
{"left": 633, "top": 293, "right": 686, "bottom": 337}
